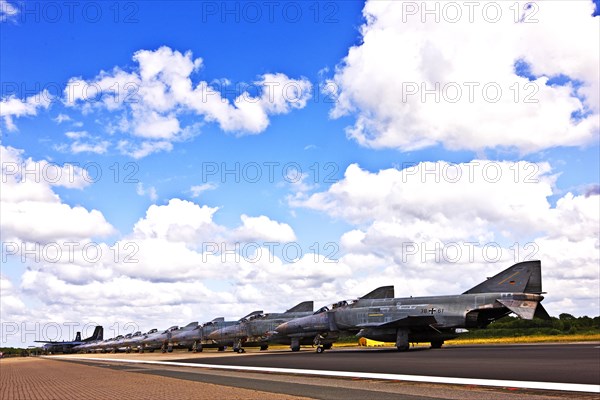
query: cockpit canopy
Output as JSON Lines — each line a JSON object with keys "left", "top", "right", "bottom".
{"left": 314, "top": 299, "right": 357, "bottom": 314}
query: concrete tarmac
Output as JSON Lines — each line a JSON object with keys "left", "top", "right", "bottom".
{"left": 172, "top": 342, "right": 600, "bottom": 385}
{"left": 44, "top": 342, "right": 600, "bottom": 399}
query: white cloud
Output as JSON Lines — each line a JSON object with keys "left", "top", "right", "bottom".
{"left": 328, "top": 1, "right": 599, "bottom": 153}
{"left": 234, "top": 214, "right": 297, "bottom": 243}
{"left": 54, "top": 113, "right": 72, "bottom": 124}
{"left": 131, "top": 198, "right": 222, "bottom": 243}
{"left": 293, "top": 161, "right": 599, "bottom": 316}
{"left": 190, "top": 183, "right": 217, "bottom": 197}
{"left": 0, "top": 0, "right": 18, "bottom": 23}
{"left": 0, "top": 91, "right": 52, "bottom": 131}
{"left": 136, "top": 182, "right": 158, "bottom": 202}
{"left": 65, "top": 130, "right": 88, "bottom": 140}
{"left": 1, "top": 194, "right": 350, "bottom": 346}
{"left": 64, "top": 46, "right": 312, "bottom": 157}
{"left": 116, "top": 140, "right": 173, "bottom": 159}
{"left": 0, "top": 145, "right": 114, "bottom": 243}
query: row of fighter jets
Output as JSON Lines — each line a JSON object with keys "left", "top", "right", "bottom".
{"left": 41, "top": 261, "right": 549, "bottom": 354}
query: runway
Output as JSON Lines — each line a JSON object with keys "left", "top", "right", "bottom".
{"left": 50, "top": 342, "right": 600, "bottom": 398}
{"left": 172, "top": 343, "right": 600, "bottom": 386}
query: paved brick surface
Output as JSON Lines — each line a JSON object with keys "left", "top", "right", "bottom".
{"left": 0, "top": 358, "right": 312, "bottom": 400}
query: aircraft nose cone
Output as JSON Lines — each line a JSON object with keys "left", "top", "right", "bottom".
{"left": 275, "top": 322, "right": 289, "bottom": 334}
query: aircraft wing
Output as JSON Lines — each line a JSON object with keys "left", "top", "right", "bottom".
{"left": 356, "top": 315, "right": 438, "bottom": 329}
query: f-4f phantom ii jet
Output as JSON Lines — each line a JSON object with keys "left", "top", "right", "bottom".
{"left": 139, "top": 322, "right": 198, "bottom": 353}
{"left": 207, "top": 301, "right": 314, "bottom": 353}
{"left": 168, "top": 317, "right": 241, "bottom": 352}
{"left": 275, "top": 261, "right": 549, "bottom": 353}
{"left": 35, "top": 326, "right": 103, "bottom": 354}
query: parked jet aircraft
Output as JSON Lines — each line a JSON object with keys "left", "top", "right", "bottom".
{"left": 35, "top": 326, "right": 103, "bottom": 354}
{"left": 275, "top": 261, "right": 549, "bottom": 352}
{"left": 137, "top": 322, "right": 197, "bottom": 353}
{"left": 207, "top": 301, "right": 314, "bottom": 353}
{"left": 168, "top": 317, "right": 241, "bottom": 352}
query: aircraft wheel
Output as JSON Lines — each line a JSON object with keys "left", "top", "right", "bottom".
{"left": 167, "top": 346, "right": 173, "bottom": 353}
{"left": 237, "top": 348, "right": 245, "bottom": 354}
{"left": 316, "top": 346, "right": 324, "bottom": 354}
{"left": 430, "top": 340, "right": 444, "bottom": 349}
{"left": 323, "top": 343, "right": 333, "bottom": 350}
{"left": 218, "top": 346, "right": 225, "bottom": 352}
{"left": 260, "top": 345, "right": 268, "bottom": 351}
{"left": 291, "top": 346, "right": 300, "bottom": 352}
{"left": 396, "top": 345, "right": 409, "bottom": 352}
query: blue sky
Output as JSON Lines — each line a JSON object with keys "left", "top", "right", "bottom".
{"left": 1, "top": 1, "right": 598, "bottom": 344}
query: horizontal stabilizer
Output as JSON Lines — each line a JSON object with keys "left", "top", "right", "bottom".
{"left": 464, "top": 261, "right": 542, "bottom": 294}
{"left": 497, "top": 299, "right": 538, "bottom": 320}
{"left": 534, "top": 303, "right": 551, "bottom": 320}
{"left": 360, "top": 286, "right": 395, "bottom": 300}
{"left": 286, "top": 301, "right": 314, "bottom": 313}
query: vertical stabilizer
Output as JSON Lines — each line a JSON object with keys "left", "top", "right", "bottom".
{"left": 285, "top": 301, "right": 314, "bottom": 313}
{"left": 463, "top": 260, "right": 542, "bottom": 294}
{"left": 360, "top": 286, "right": 395, "bottom": 299}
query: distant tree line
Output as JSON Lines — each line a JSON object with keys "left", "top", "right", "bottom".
{"left": 0, "top": 347, "right": 35, "bottom": 357}
{"left": 461, "top": 314, "right": 600, "bottom": 338}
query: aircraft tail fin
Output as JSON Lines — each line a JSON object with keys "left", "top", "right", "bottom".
{"left": 211, "top": 317, "right": 225, "bottom": 322}
{"left": 183, "top": 322, "right": 198, "bottom": 330}
{"left": 360, "top": 286, "right": 395, "bottom": 300}
{"left": 85, "top": 326, "right": 103, "bottom": 342}
{"left": 285, "top": 301, "right": 314, "bottom": 313}
{"left": 463, "top": 260, "right": 542, "bottom": 294}
{"left": 75, "top": 332, "right": 81, "bottom": 341}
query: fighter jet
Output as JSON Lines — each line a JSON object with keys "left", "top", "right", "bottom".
{"left": 275, "top": 260, "right": 549, "bottom": 353}
{"left": 168, "top": 317, "right": 240, "bottom": 352}
{"left": 207, "top": 301, "right": 314, "bottom": 353}
{"left": 139, "top": 322, "right": 197, "bottom": 353}
{"left": 35, "top": 326, "right": 103, "bottom": 354}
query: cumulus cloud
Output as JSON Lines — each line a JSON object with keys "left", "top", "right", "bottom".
{"left": 328, "top": 1, "right": 599, "bottom": 153}
{"left": 292, "top": 161, "right": 599, "bottom": 316}
{"left": 233, "top": 214, "right": 297, "bottom": 243}
{"left": 0, "top": 91, "right": 52, "bottom": 131}
{"left": 0, "top": 145, "right": 114, "bottom": 243}
{"left": 2, "top": 191, "right": 351, "bottom": 345}
{"left": 64, "top": 46, "right": 312, "bottom": 157}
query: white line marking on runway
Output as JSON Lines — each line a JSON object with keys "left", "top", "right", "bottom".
{"left": 48, "top": 356, "right": 600, "bottom": 394}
